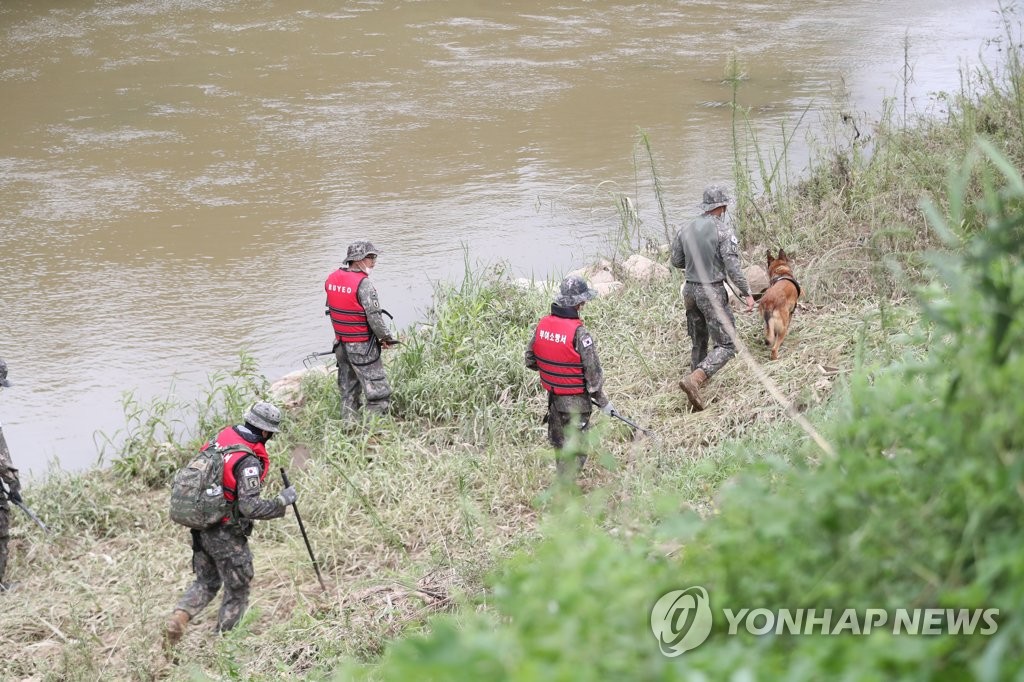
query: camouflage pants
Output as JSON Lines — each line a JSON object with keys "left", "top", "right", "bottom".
{"left": 175, "top": 525, "right": 254, "bottom": 633}
{"left": 0, "top": 502, "right": 8, "bottom": 586}
{"left": 0, "top": 426, "right": 12, "bottom": 586}
{"left": 683, "top": 281, "right": 737, "bottom": 378}
{"left": 335, "top": 341, "right": 392, "bottom": 421}
{"left": 547, "top": 393, "right": 592, "bottom": 477}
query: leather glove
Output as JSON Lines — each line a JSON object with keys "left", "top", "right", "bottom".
{"left": 276, "top": 486, "right": 297, "bottom": 507}
{"left": 601, "top": 402, "right": 616, "bottom": 416}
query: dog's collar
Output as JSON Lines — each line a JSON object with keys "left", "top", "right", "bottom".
{"left": 769, "top": 274, "right": 802, "bottom": 298}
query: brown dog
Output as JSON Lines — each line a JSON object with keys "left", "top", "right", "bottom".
{"left": 758, "top": 249, "right": 801, "bottom": 360}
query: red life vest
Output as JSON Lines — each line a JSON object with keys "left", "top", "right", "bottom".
{"left": 205, "top": 426, "right": 268, "bottom": 503}
{"left": 533, "top": 315, "right": 586, "bottom": 395}
{"left": 325, "top": 269, "right": 370, "bottom": 343}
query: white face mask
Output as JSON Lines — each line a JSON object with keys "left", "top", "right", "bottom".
{"left": 362, "top": 265, "right": 374, "bottom": 276}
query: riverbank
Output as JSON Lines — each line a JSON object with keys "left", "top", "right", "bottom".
{"left": 4, "top": 273, "right": 891, "bottom": 679}
{"left": 5, "top": 30, "right": 1024, "bottom": 681}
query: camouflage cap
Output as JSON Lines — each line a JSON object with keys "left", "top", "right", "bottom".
{"left": 345, "top": 240, "right": 381, "bottom": 263}
{"left": 699, "top": 184, "right": 730, "bottom": 213}
{"left": 555, "top": 275, "right": 598, "bottom": 307}
{"left": 0, "top": 358, "right": 10, "bottom": 387}
{"left": 244, "top": 401, "right": 281, "bottom": 433}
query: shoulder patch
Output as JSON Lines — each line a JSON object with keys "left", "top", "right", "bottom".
{"left": 581, "top": 335, "right": 594, "bottom": 348}
{"left": 242, "top": 466, "right": 259, "bottom": 478}
{"left": 246, "top": 476, "right": 260, "bottom": 491}
{"left": 730, "top": 234, "right": 738, "bottom": 245}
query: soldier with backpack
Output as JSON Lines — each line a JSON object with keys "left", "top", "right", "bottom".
{"left": 164, "top": 401, "right": 297, "bottom": 647}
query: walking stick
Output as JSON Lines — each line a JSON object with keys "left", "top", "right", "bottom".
{"left": 1, "top": 481, "right": 49, "bottom": 533}
{"left": 13, "top": 499, "right": 50, "bottom": 533}
{"left": 591, "top": 399, "right": 660, "bottom": 440}
{"left": 280, "top": 468, "right": 327, "bottom": 591}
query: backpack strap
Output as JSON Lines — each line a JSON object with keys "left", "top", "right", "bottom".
{"left": 213, "top": 443, "right": 256, "bottom": 499}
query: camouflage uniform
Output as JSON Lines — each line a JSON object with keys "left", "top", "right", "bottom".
{"left": 525, "top": 279, "right": 610, "bottom": 477}
{"left": 174, "top": 425, "right": 286, "bottom": 633}
{"left": 334, "top": 273, "right": 395, "bottom": 420}
{"left": 328, "top": 241, "right": 396, "bottom": 422}
{"left": 670, "top": 187, "right": 751, "bottom": 378}
{"left": 0, "top": 359, "right": 20, "bottom": 588}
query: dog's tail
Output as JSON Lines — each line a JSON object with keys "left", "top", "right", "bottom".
{"left": 765, "top": 309, "right": 786, "bottom": 347}
{"left": 763, "top": 308, "right": 775, "bottom": 346}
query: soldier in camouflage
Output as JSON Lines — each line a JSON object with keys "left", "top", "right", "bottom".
{"left": 324, "top": 241, "right": 398, "bottom": 423}
{"left": 165, "top": 402, "right": 297, "bottom": 647}
{"left": 0, "top": 359, "right": 22, "bottom": 591}
{"left": 670, "top": 185, "right": 755, "bottom": 411}
{"left": 526, "top": 275, "right": 614, "bottom": 478}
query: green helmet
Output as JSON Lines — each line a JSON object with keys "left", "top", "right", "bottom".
{"left": 244, "top": 401, "right": 281, "bottom": 433}
{"left": 699, "top": 185, "right": 730, "bottom": 213}
{"left": 555, "top": 275, "right": 598, "bottom": 307}
{"left": 345, "top": 240, "right": 381, "bottom": 263}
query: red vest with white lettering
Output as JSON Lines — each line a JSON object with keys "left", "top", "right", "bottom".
{"left": 325, "top": 269, "right": 370, "bottom": 343}
{"left": 205, "top": 426, "right": 268, "bottom": 503}
{"left": 533, "top": 315, "right": 586, "bottom": 395}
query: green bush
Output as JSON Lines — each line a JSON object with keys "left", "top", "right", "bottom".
{"left": 388, "top": 261, "right": 542, "bottom": 433}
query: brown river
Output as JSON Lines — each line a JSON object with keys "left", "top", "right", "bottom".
{"left": 0, "top": 0, "right": 1005, "bottom": 476}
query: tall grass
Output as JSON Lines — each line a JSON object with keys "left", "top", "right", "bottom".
{"left": 97, "top": 351, "right": 270, "bottom": 488}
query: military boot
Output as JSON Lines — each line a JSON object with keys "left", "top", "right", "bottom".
{"left": 164, "top": 609, "right": 191, "bottom": 649}
{"left": 679, "top": 369, "right": 709, "bottom": 411}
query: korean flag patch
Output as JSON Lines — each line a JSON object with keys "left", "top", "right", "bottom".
{"left": 582, "top": 335, "right": 593, "bottom": 348}
{"left": 243, "top": 466, "right": 259, "bottom": 477}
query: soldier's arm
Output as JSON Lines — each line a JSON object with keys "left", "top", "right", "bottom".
{"left": 524, "top": 330, "right": 538, "bottom": 371}
{"left": 719, "top": 225, "right": 751, "bottom": 296}
{"left": 576, "top": 327, "right": 609, "bottom": 408}
{"left": 357, "top": 279, "right": 395, "bottom": 343}
{"left": 0, "top": 428, "right": 19, "bottom": 489}
{"left": 670, "top": 229, "right": 687, "bottom": 270}
{"left": 233, "top": 455, "right": 286, "bottom": 521}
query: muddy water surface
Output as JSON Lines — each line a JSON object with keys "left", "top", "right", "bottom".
{"left": 0, "top": 0, "right": 1004, "bottom": 474}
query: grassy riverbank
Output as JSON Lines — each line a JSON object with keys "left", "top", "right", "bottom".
{"left": 5, "top": 30, "right": 1024, "bottom": 681}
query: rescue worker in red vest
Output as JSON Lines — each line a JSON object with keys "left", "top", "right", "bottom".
{"left": 325, "top": 240, "right": 398, "bottom": 422}
{"left": 165, "top": 401, "right": 296, "bottom": 647}
{"left": 0, "top": 358, "right": 22, "bottom": 592}
{"left": 525, "top": 275, "right": 614, "bottom": 478}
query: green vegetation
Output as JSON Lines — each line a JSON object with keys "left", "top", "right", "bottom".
{"left": 4, "top": 18, "right": 1024, "bottom": 682}
{"left": 351, "top": 140, "right": 1024, "bottom": 680}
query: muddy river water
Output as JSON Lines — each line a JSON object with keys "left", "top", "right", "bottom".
{"left": 0, "top": 0, "right": 1006, "bottom": 475}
